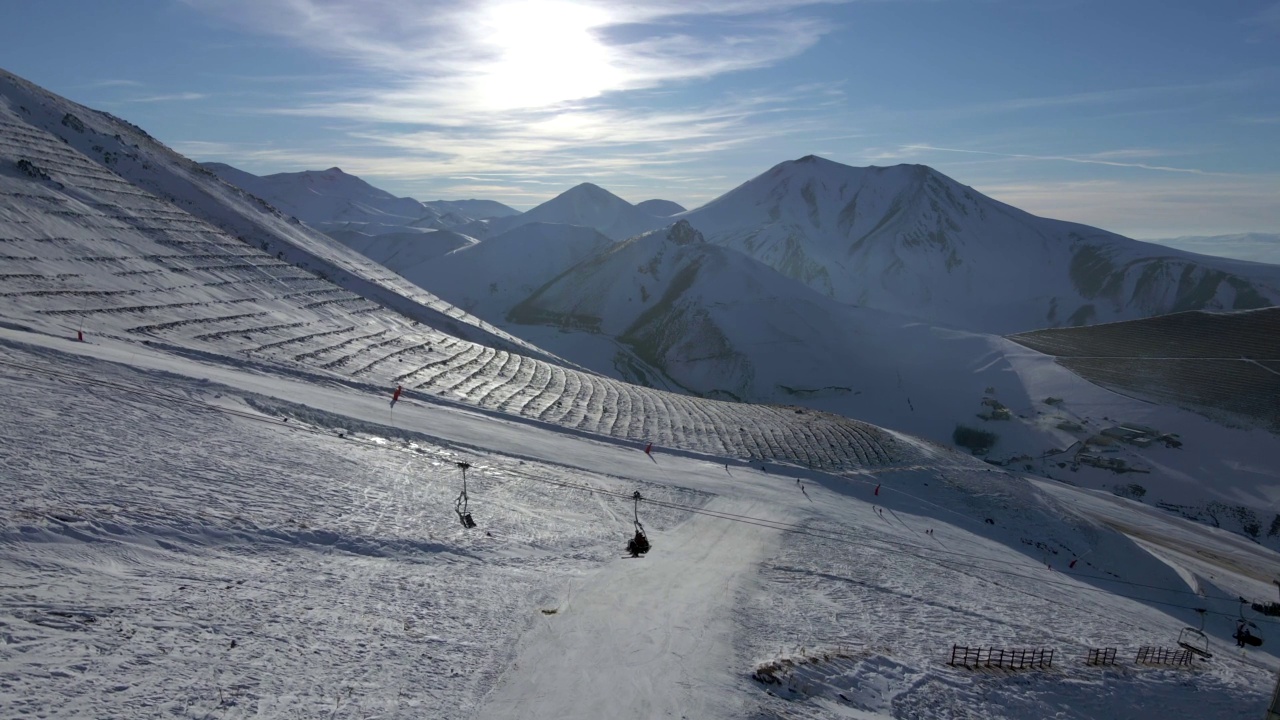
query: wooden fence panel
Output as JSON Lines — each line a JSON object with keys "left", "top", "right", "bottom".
{"left": 950, "top": 645, "right": 1054, "bottom": 670}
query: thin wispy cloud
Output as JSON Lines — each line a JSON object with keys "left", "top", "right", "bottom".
{"left": 172, "top": 96, "right": 788, "bottom": 202}
{"left": 125, "top": 92, "right": 210, "bottom": 103}
{"left": 896, "top": 144, "right": 1220, "bottom": 176}
{"left": 976, "top": 176, "right": 1280, "bottom": 238}
{"left": 178, "top": 0, "right": 847, "bottom": 194}
{"left": 924, "top": 73, "right": 1270, "bottom": 124}
{"left": 178, "top": 92, "right": 813, "bottom": 182}
{"left": 151, "top": 0, "right": 1277, "bottom": 228}
{"left": 89, "top": 79, "right": 144, "bottom": 88}
{"left": 186, "top": 0, "right": 839, "bottom": 112}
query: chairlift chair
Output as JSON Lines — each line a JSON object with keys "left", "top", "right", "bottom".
{"left": 454, "top": 461, "right": 476, "bottom": 529}
{"left": 1235, "top": 597, "right": 1265, "bottom": 648}
{"left": 626, "top": 491, "right": 651, "bottom": 557}
{"left": 1177, "top": 608, "right": 1213, "bottom": 659}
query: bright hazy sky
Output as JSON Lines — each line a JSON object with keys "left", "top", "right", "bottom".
{"left": 3, "top": 0, "right": 1278, "bottom": 237}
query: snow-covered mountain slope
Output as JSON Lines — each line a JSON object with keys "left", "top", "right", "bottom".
{"left": 635, "top": 198, "right": 686, "bottom": 217}
{"left": 679, "top": 155, "right": 1280, "bottom": 334}
{"left": 202, "top": 162, "right": 518, "bottom": 236}
{"left": 1149, "top": 233, "right": 1280, "bottom": 266}
{"left": 202, "top": 163, "right": 437, "bottom": 233}
{"left": 509, "top": 220, "right": 875, "bottom": 399}
{"left": 424, "top": 197, "right": 519, "bottom": 220}
{"left": 0, "top": 70, "right": 555, "bottom": 363}
{"left": 2, "top": 322, "right": 1277, "bottom": 719}
{"left": 0, "top": 68, "right": 911, "bottom": 476}
{"left": 407, "top": 222, "right": 616, "bottom": 320}
{"left": 502, "top": 222, "right": 1280, "bottom": 549}
{"left": 486, "top": 182, "right": 667, "bottom": 241}
{"left": 324, "top": 227, "right": 479, "bottom": 277}
{"left": 990, "top": 335, "right": 1280, "bottom": 549}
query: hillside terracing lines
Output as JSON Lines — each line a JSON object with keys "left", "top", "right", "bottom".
{"left": 0, "top": 95, "right": 903, "bottom": 473}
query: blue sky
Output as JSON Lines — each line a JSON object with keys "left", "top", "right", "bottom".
{"left": 2, "top": 0, "right": 1278, "bottom": 237}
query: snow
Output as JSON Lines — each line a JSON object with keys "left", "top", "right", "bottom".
{"left": 0, "top": 67, "right": 560, "bottom": 366}
{"left": 488, "top": 223, "right": 1280, "bottom": 552}
{"left": 201, "top": 163, "right": 518, "bottom": 236}
{"left": 676, "top": 156, "right": 1280, "bottom": 334}
{"left": 324, "top": 228, "right": 480, "bottom": 279}
{"left": 482, "top": 497, "right": 782, "bottom": 719}
{"left": 204, "top": 163, "right": 441, "bottom": 231}
{"left": 219, "top": 156, "right": 1280, "bottom": 551}
{"left": 1, "top": 67, "right": 1278, "bottom": 719}
{"left": 187, "top": 159, "right": 1280, "bottom": 552}
{"left": 634, "top": 198, "right": 687, "bottom": 217}
{"left": 485, "top": 182, "right": 668, "bottom": 241}
{"left": 3, "top": 330, "right": 1277, "bottom": 718}
{"left": 409, "top": 222, "right": 616, "bottom": 320}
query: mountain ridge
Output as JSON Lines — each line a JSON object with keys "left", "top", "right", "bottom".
{"left": 201, "top": 162, "right": 519, "bottom": 236}
{"left": 676, "top": 155, "right": 1280, "bottom": 333}
{"left": 486, "top": 181, "right": 669, "bottom": 241}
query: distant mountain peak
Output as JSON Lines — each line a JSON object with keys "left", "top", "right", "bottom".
{"left": 681, "top": 156, "right": 1280, "bottom": 333}
{"left": 636, "top": 198, "right": 686, "bottom": 217}
{"left": 486, "top": 180, "right": 661, "bottom": 240}
{"left": 563, "top": 182, "right": 623, "bottom": 201}
{"left": 770, "top": 155, "right": 932, "bottom": 181}
{"left": 780, "top": 154, "right": 854, "bottom": 171}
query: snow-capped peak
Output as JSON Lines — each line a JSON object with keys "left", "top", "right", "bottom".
{"left": 486, "top": 181, "right": 666, "bottom": 240}
{"left": 681, "top": 156, "right": 1280, "bottom": 333}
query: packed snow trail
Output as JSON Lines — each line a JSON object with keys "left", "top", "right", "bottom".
{"left": 2, "top": 336, "right": 1277, "bottom": 718}
{"left": 479, "top": 498, "right": 782, "bottom": 719}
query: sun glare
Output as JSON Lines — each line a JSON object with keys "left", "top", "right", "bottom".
{"left": 475, "top": 0, "right": 622, "bottom": 110}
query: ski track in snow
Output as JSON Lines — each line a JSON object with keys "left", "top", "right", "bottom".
{"left": 0, "top": 339, "right": 702, "bottom": 719}
{"left": 481, "top": 497, "right": 783, "bottom": 719}
{"left": 1, "top": 337, "right": 1276, "bottom": 718}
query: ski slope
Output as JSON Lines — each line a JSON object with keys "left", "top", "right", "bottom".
{"left": 2, "top": 328, "right": 1277, "bottom": 719}
{"left": 5, "top": 62, "right": 1274, "bottom": 555}
{"left": 482, "top": 497, "right": 783, "bottom": 719}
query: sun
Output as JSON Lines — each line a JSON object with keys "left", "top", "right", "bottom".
{"left": 475, "top": 0, "right": 622, "bottom": 110}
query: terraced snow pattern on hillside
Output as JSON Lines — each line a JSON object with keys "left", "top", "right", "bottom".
{"left": 2, "top": 335, "right": 1275, "bottom": 720}
{"left": 1010, "top": 309, "right": 1280, "bottom": 432}
{"left": 0, "top": 83, "right": 901, "bottom": 474}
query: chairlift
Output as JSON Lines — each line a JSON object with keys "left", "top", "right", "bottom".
{"left": 454, "top": 461, "right": 476, "bottom": 529}
{"left": 1177, "top": 608, "right": 1213, "bottom": 659}
{"left": 626, "top": 491, "right": 651, "bottom": 558}
{"left": 1235, "top": 597, "right": 1264, "bottom": 648}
